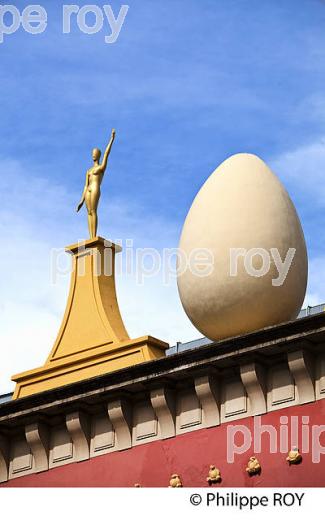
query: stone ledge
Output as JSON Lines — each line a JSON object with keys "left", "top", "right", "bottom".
{"left": 1, "top": 313, "right": 325, "bottom": 483}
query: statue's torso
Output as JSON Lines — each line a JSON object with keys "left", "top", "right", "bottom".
{"left": 87, "top": 167, "right": 102, "bottom": 192}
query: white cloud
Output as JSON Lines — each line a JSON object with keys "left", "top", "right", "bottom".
{"left": 271, "top": 137, "right": 325, "bottom": 206}
{"left": 270, "top": 138, "right": 325, "bottom": 308}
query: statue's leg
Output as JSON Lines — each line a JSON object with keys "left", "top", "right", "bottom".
{"left": 87, "top": 213, "right": 93, "bottom": 239}
{"left": 93, "top": 212, "right": 98, "bottom": 238}
{"left": 90, "top": 189, "right": 99, "bottom": 238}
{"left": 85, "top": 191, "right": 94, "bottom": 239}
{"left": 89, "top": 211, "right": 97, "bottom": 239}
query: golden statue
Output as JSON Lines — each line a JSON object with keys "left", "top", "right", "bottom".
{"left": 76, "top": 129, "right": 116, "bottom": 238}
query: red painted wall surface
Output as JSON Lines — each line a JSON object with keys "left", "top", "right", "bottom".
{"left": 2, "top": 400, "right": 325, "bottom": 487}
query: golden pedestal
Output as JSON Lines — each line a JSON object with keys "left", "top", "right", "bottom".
{"left": 12, "top": 237, "right": 168, "bottom": 399}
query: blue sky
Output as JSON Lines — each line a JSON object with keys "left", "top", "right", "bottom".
{"left": 1, "top": 0, "right": 325, "bottom": 392}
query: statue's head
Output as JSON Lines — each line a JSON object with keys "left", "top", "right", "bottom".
{"left": 92, "top": 148, "right": 101, "bottom": 161}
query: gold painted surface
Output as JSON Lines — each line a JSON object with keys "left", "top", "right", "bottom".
{"left": 13, "top": 337, "right": 167, "bottom": 399}
{"left": 48, "top": 237, "right": 128, "bottom": 361}
{"left": 12, "top": 237, "right": 168, "bottom": 399}
{"left": 206, "top": 465, "right": 221, "bottom": 484}
{"left": 246, "top": 456, "right": 261, "bottom": 475}
{"left": 169, "top": 474, "right": 183, "bottom": 488}
{"left": 286, "top": 448, "right": 302, "bottom": 465}
{"left": 77, "top": 130, "right": 116, "bottom": 239}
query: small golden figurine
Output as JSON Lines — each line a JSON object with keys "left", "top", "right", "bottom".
{"left": 77, "top": 129, "right": 116, "bottom": 239}
{"left": 286, "top": 447, "right": 302, "bottom": 465}
{"left": 169, "top": 474, "right": 183, "bottom": 487}
{"left": 206, "top": 465, "right": 222, "bottom": 484}
{"left": 246, "top": 456, "right": 261, "bottom": 475}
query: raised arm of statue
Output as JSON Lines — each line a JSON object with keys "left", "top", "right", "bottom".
{"left": 100, "top": 129, "right": 116, "bottom": 173}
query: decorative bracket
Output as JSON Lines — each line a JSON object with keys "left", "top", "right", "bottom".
{"left": 240, "top": 362, "right": 266, "bottom": 415}
{"left": 0, "top": 434, "right": 9, "bottom": 483}
{"left": 150, "top": 387, "right": 175, "bottom": 439}
{"left": 66, "top": 411, "right": 90, "bottom": 462}
{"left": 107, "top": 399, "right": 132, "bottom": 450}
{"left": 25, "top": 422, "right": 49, "bottom": 473}
{"left": 195, "top": 373, "right": 220, "bottom": 427}
{"left": 288, "top": 349, "right": 315, "bottom": 404}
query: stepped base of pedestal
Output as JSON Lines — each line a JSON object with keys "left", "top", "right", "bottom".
{"left": 12, "top": 336, "right": 168, "bottom": 399}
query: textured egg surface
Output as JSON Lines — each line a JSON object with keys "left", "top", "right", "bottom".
{"left": 177, "top": 153, "right": 308, "bottom": 341}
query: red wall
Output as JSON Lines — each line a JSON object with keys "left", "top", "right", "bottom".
{"left": 2, "top": 400, "right": 325, "bottom": 487}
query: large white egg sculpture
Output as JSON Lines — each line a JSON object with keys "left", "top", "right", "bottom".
{"left": 177, "top": 153, "right": 308, "bottom": 341}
